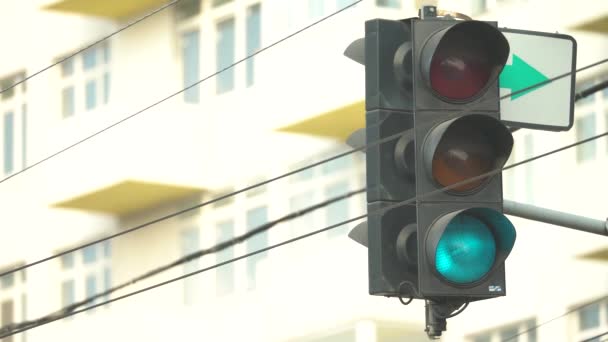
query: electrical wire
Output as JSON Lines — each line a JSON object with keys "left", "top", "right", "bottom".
{"left": 2, "top": 55, "right": 606, "bottom": 280}
{"left": 575, "top": 79, "right": 608, "bottom": 102}
{"left": 0, "top": 0, "right": 363, "bottom": 188}
{"left": 502, "top": 296, "right": 608, "bottom": 342}
{"left": 0, "top": 0, "right": 186, "bottom": 95}
{"left": 2, "top": 125, "right": 607, "bottom": 338}
{"left": 580, "top": 331, "right": 608, "bottom": 342}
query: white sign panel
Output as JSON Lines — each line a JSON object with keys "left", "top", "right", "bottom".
{"left": 499, "top": 29, "right": 577, "bottom": 131}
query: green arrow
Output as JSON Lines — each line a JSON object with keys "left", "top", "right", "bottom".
{"left": 499, "top": 54, "right": 549, "bottom": 100}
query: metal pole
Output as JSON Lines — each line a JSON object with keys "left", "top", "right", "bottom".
{"left": 503, "top": 200, "right": 608, "bottom": 236}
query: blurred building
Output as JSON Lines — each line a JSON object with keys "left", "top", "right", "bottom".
{"left": 0, "top": 0, "right": 606, "bottom": 341}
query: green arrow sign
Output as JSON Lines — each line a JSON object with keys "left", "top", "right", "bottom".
{"left": 499, "top": 54, "right": 549, "bottom": 100}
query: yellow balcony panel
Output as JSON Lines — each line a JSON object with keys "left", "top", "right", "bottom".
{"left": 571, "top": 14, "right": 608, "bottom": 33}
{"left": 278, "top": 101, "right": 364, "bottom": 141}
{"left": 579, "top": 246, "right": 608, "bottom": 262}
{"left": 43, "top": 0, "right": 168, "bottom": 19}
{"left": 52, "top": 180, "right": 204, "bottom": 215}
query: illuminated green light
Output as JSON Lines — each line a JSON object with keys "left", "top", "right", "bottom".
{"left": 435, "top": 213, "right": 496, "bottom": 284}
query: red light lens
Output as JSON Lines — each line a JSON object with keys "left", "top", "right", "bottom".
{"left": 429, "top": 31, "right": 493, "bottom": 101}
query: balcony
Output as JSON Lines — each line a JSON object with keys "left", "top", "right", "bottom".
{"left": 42, "top": 0, "right": 168, "bottom": 19}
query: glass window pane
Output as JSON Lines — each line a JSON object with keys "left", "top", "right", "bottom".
{"left": 4, "top": 112, "right": 14, "bottom": 174}
{"left": 103, "top": 267, "right": 111, "bottom": 302}
{"left": 85, "top": 274, "right": 97, "bottom": 307}
{"left": 246, "top": 4, "right": 261, "bottom": 87}
{"left": 0, "top": 273, "right": 14, "bottom": 289}
{"left": 376, "top": 0, "right": 400, "bottom": 8}
{"left": 102, "top": 42, "right": 110, "bottom": 64}
{"left": 216, "top": 220, "right": 235, "bottom": 296}
{"left": 82, "top": 245, "right": 97, "bottom": 264}
{"left": 103, "top": 72, "right": 110, "bottom": 104}
{"left": 61, "top": 58, "right": 74, "bottom": 77}
{"left": 246, "top": 206, "right": 268, "bottom": 289}
{"left": 0, "top": 77, "right": 15, "bottom": 100}
{"left": 103, "top": 240, "right": 111, "bottom": 259}
{"left": 216, "top": 18, "right": 235, "bottom": 94}
{"left": 322, "top": 154, "right": 351, "bottom": 174}
{"left": 1, "top": 300, "right": 14, "bottom": 331}
{"left": 181, "top": 228, "right": 200, "bottom": 305}
{"left": 85, "top": 79, "right": 97, "bottom": 110}
{"left": 61, "top": 280, "right": 75, "bottom": 306}
{"left": 176, "top": 0, "right": 201, "bottom": 20}
{"left": 576, "top": 114, "right": 596, "bottom": 162}
{"left": 308, "top": 0, "right": 324, "bottom": 19}
{"left": 473, "top": 335, "right": 491, "bottom": 342}
{"left": 499, "top": 326, "right": 519, "bottom": 341}
{"left": 524, "top": 134, "right": 534, "bottom": 203}
{"left": 62, "top": 86, "right": 75, "bottom": 118}
{"left": 182, "top": 30, "right": 200, "bottom": 103}
{"left": 337, "top": 0, "right": 356, "bottom": 9}
{"left": 21, "top": 104, "right": 27, "bottom": 169}
{"left": 471, "top": 0, "right": 487, "bottom": 14}
{"left": 326, "top": 181, "right": 350, "bottom": 238}
{"left": 289, "top": 191, "right": 314, "bottom": 237}
{"left": 213, "top": 0, "right": 233, "bottom": 6}
{"left": 61, "top": 253, "right": 74, "bottom": 269}
{"left": 579, "top": 302, "right": 600, "bottom": 331}
{"left": 83, "top": 48, "right": 97, "bottom": 70}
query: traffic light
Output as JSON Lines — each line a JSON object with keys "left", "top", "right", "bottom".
{"left": 361, "top": 11, "right": 517, "bottom": 306}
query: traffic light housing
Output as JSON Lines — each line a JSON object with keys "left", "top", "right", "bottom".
{"left": 363, "top": 16, "right": 516, "bottom": 301}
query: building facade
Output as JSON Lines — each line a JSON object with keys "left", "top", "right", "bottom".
{"left": 0, "top": 0, "right": 607, "bottom": 341}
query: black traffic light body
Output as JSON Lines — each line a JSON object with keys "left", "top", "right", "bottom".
{"left": 364, "top": 17, "right": 516, "bottom": 301}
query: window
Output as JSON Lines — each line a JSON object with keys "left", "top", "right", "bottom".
{"left": 471, "top": 0, "right": 487, "bottom": 14}
{"left": 85, "top": 79, "right": 97, "bottom": 110}
{"left": 182, "top": 30, "right": 200, "bottom": 103}
{"left": 216, "top": 18, "right": 235, "bottom": 94}
{"left": 4, "top": 111, "right": 14, "bottom": 175}
{"left": 176, "top": 0, "right": 201, "bottom": 20}
{"left": 21, "top": 104, "right": 26, "bottom": 169}
{"left": 246, "top": 206, "right": 268, "bottom": 289}
{"left": 322, "top": 154, "right": 351, "bottom": 174}
{"left": 61, "top": 280, "right": 75, "bottom": 306}
{"left": 59, "top": 43, "right": 110, "bottom": 117}
{"left": 326, "top": 181, "right": 350, "bottom": 238}
{"left": 1, "top": 300, "right": 14, "bottom": 342}
{"left": 246, "top": 4, "right": 261, "bottom": 87}
{"left": 469, "top": 318, "right": 536, "bottom": 342}
{"left": 62, "top": 87, "right": 75, "bottom": 118}
{"left": 524, "top": 134, "right": 534, "bottom": 203}
{"left": 376, "top": 0, "right": 400, "bottom": 8}
{"left": 1, "top": 273, "right": 15, "bottom": 289}
{"left": 289, "top": 191, "right": 314, "bottom": 237}
{"left": 213, "top": 0, "right": 233, "bottom": 7}
{"left": 309, "top": 0, "right": 324, "bottom": 19}
{"left": 60, "top": 241, "right": 111, "bottom": 313}
{"left": 337, "top": 0, "right": 357, "bottom": 9}
{"left": 576, "top": 114, "right": 596, "bottom": 163}
{"left": 181, "top": 228, "right": 200, "bottom": 305}
{"left": 216, "top": 220, "right": 235, "bottom": 296}
{"left": 103, "top": 72, "right": 110, "bottom": 104}
{"left": 85, "top": 274, "right": 97, "bottom": 308}
{"left": 579, "top": 302, "right": 601, "bottom": 331}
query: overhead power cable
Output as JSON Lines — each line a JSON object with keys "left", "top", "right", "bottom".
{"left": 2, "top": 126, "right": 607, "bottom": 338}
{"left": 1, "top": 56, "right": 606, "bottom": 280}
{"left": 504, "top": 296, "right": 608, "bottom": 342}
{"left": 0, "top": 0, "right": 186, "bottom": 95}
{"left": 580, "top": 330, "right": 608, "bottom": 342}
{"left": 0, "top": 0, "right": 363, "bottom": 188}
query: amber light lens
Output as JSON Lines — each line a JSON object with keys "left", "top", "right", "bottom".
{"left": 431, "top": 122, "right": 495, "bottom": 192}
{"left": 429, "top": 30, "right": 493, "bottom": 101}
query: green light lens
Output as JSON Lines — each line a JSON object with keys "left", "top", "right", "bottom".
{"left": 435, "top": 213, "right": 496, "bottom": 284}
